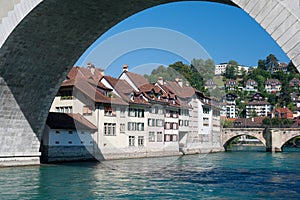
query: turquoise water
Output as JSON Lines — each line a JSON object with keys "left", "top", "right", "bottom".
{"left": 1, "top": 148, "right": 300, "bottom": 199}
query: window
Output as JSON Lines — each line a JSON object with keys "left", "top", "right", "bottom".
{"left": 157, "top": 132, "right": 162, "bottom": 142}
{"left": 179, "top": 120, "right": 183, "bottom": 127}
{"left": 158, "top": 108, "right": 163, "bottom": 115}
{"left": 128, "top": 108, "right": 136, "bottom": 117}
{"left": 55, "top": 141, "right": 60, "bottom": 144}
{"left": 138, "top": 136, "right": 144, "bottom": 146}
{"left": 149, "top": 132, "right": 155, "bottom": 142}
{"left": 128, "top": 108, "right": 144, "bottom": 118}
{"left": 120, "top": 108, "right": 126, "bottom": 118}
{"left": 68, "top": 131, "right": 73, "bottom": 134}
{"left": 164, "top": 134, "right": 177, "bottom": 142}
{"left": 104, "top": 123, "right": 116, "bottom": 136}
{"left": 120, "top": 123, "right": 125, "bottom": 134}
{"left": 172, "top": 122, "right": 178, "bottom": 130}
{"left": 184, "top": 120, "right": 190, "bottom": 127}
{"left": 203, "top": 117, "right": 209, "bottom": 126}
{"left": 165, "top": 122, "right": 171, "bottom": 129}
{"left": 137, "top": 123, "right": 144, "bottom": 131}
{"left": 128, "top": 122, "right": 144, "bottom": 131}
{"left": 68, "top": 141, "right": 72, "bottom": 144}
{"left": 138, "top": 109, "right": 144, "bottom": 118}
{"left": 203, "top": 107, "right": 210, "bottom": 114}
{"left": 165, "top": 110, "right": 170, "bottom": 117}
{"left": 156, "top": 119, "right": 164, "bottom": 127}
{"left": 83, "top": 106, "right": 92, "bottom": 116}
{"left": 128, "top": 122, "right": 135, "bottom": 131}
{"left": 55, "top": 131, "right": 60, "bottom": 134}
{"left": 60, "top": 90, "right": 73, "bottom": 100}
{"left": 129, "top": 136, "right": 135, "bottom": 146}
{"left": 56, "top": 106, "right": 73, "bottom": 113}
{"left": 148, "top": 119, "right": 155, "bottom": 126}
{"left": 104, "top": 106, "right": 116, "bottom": 117}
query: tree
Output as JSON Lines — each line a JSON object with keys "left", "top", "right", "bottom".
{"left": 221, "top": 119, "right": 233, "bottom": 128}
{"left": 262, "top": 118, "right": 271, "bottom": 125}
{"left": 257, "top": 59, "right": 266, "bottom": 70}
{"left": 191, "top": 58, "right": 215, "bottom": 80}
{"left": 265, "top": 54, "right": 279, "bottom": 73}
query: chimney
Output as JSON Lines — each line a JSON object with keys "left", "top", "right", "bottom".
{"left": 99, "top": 68, "right": 105, "bottom": 76}
{"left": 158, "top": 77, "right": 163, "bottom": 85}
{"left": 186, "top": 81, "right": 190, "bottom": 87}
{"left": 177, "top": 78, "right": 183, "bottom": 87}
{"left": 123, "top": 64, "right": 128, "bottom": 72}
{"left": 87, "top": 62, "right": 95, "bottom": 74}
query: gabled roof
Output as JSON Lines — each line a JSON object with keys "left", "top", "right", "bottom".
{"left": 205, "top": 79, "right": 216, "bottom": 87}
{"left": 160, "top": 80, "right": 195, "bottom": 99}
{"left": 74, "top": 79, "right": 128, "bottom": 106}
{"left": 62, "top": 66, "right": 104, "bottom": 87}
{"left": 245, "top": 79, "right": 257, "bottom": 86}
{"left": 274, "top": 107, "right": 293, "bottom": 114}
{"left": 104, "top": 76, "right": 135, "bottom": 95}
{"left": 46, "top": 112, "right": 97, "bottom": 131}
{"left": 121, "top": 71, "right": 150, "bottom": 88}
{"left": 225, "top": 79, "right": 236, "bottom": 86}
{"left": 289, "top": 78, "right": 300, "bottom": 87}
{"left": 265, "top": 79, "right": 281, "bottom": 85}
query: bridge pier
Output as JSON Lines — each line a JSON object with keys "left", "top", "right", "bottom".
{"left": 265, "top": 129, "right": 282, "bottom": 152}
{"left": 0, "top": 77, "right": 41, "bottom": 166}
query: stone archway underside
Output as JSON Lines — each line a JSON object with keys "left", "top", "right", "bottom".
{"left": 0, "top": 0, "right": 299, "bottom": 164}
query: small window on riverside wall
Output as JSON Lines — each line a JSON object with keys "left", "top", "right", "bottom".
{"left": 149, "top": 132, "right": 155, "bottom": 142}
{"left": 129, "top": 136, "right": 135, "bottom": 146}
{"left": 55, "top": 131, "right": 60, "bottom": 134}
{"left": 68, "top": 131, "right": 73, "bottom": 134}
{"left": 138, "top": 136, "right": 144, "bottom": 146}
{"left": 68, "top": 141, "right": 72, "bottom": 144}
{"left": 120, "top": 123, "right": 125, "bottom": 134}
{"left": 157, "top": 132, "right": 162, "bottom": 142}
{"left": 55, "top": 141, "right": 60, "bottom": 144}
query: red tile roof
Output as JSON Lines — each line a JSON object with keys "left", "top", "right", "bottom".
{"left": 122, "top": 71, "right": 150, "bottom": 88}
{"left": 74, "top": 79, "right": 128, "bottom": 106}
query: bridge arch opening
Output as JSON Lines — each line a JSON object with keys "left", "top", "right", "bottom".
{"left": 281, "top": 135, "right": 300, "bottom": 151}
{"left": 223, "top": 134, "right": 266, "bottom": 151}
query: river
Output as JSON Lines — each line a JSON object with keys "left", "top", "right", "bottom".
{"left": 0, "top": 147, "right": 300, "bottom": 199}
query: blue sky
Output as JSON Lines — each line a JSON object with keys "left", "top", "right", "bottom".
{"left": 75, "top": 1, "right": 289, "bottom": 77}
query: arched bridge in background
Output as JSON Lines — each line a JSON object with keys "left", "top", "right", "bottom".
{"left": 0, "top": 0, "right": 300, "bottom": 165}
{"left": 222, "top": 128, "right": 300, "bottom": 152}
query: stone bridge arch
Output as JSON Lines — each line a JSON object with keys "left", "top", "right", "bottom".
{"left": 0, "top": 0, "right": 300, "bottom": 165}
{"left": 268, "top": 128, "right": 300, "bottom": 150}
{"left": 222, "top": 128, "right": 266, "bottom": 150}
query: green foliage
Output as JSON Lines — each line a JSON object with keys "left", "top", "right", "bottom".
{"left": 221, "top": 119, "right": 233, "bottom": 128}
{"left": 145, "top": 59, "right": 216, "bottom": 92}
{"left": 262, "top": 118, "right": 271, "bottom": 125}
{"left": 224, "top": 60, "right": 239, "bottom": 80}
{"left": 262, "top": 117, "right": 293, "bottom": 126}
